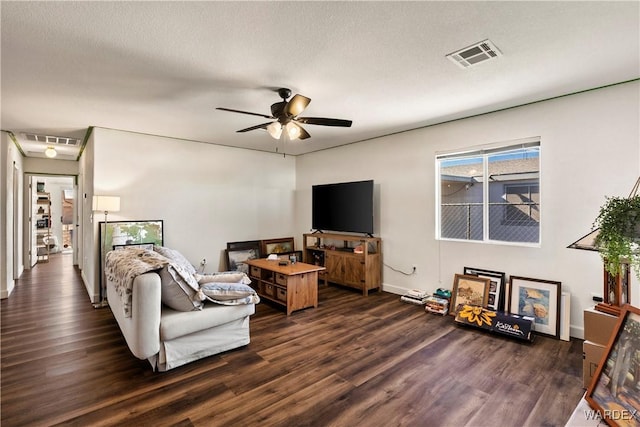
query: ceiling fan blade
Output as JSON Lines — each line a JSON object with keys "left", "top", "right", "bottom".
{"left": 236, "top": 122, "right": 272, "bottom": 133}
{"left": 285, "top": 94, "right": 311, "bottom": 117}
{"left": 216, "top": 107, "right": 273, "bottom": 119}
{"left": 296, "top": 117, "right": 353, "bottom": 127}
{"left": 298, "top": 126, "right": 311, "bottom": 140}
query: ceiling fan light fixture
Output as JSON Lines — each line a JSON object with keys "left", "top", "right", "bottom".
{"left": 285, "top": 122, "right": 301, "bottom": 140}
{"left": 267, "top": 122, "right": 282, "bottom": 139}
{"left": 44, "top": 146, "right": 57, "bottom": 158}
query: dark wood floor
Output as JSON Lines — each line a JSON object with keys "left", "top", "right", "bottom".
{"left": 1, "top": 253, "right": 585, "bottom": 426}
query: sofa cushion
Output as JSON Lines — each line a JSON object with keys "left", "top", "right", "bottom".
{"left": 195, "top": 272, "right": 251, "bottom": 285}
{"left": 200, "top": 282, "right": 260, "bottom": 305}
{"left": 160, "top": 303, "right": 255, "bottom": 341}
{"left": 154, "top": 246, "right": 196, "bottom": 275}
{"left": 159, "top": 265, "right": 203, "bottom": 312}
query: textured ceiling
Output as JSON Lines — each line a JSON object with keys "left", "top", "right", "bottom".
{"left": 1, "top": 1, "right": 639, "bottom": 159}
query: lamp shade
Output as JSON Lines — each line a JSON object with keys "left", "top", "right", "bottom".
{"left": 285, "top": 122, "right": 301, "bottom": 140}
{"left": 92, "top": 195, "right": 120, "bottom": 212}
{"left": 566, "top": 228, "right": 601, "bottom": 252}
{"left": 267, "top": 122, "right": 283, "bottom": 139}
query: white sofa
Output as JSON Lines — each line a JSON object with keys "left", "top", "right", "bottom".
{"left": 105, "top": 247, "right": 257, "bottom": 371}
{"left": 107, "top": 271, "right": 255, "bottom": 371}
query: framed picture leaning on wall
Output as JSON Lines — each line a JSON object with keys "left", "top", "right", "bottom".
{"left": 449, "top": 274, "right": 491, "bottom": 316}
{"left": 225, "top": 240, "right": 261, "bottom": 274}
{"left": 585, "top": 304, "right": 640, "bottom": 426}
{"left": 99, "top": 220, "right": 164, "bottom": 300}
{"left": 509, "top": 276, "right": 561, "bottom": 339}
{"left": 261, "top": 237, "right": 295, "bottom": 256}
{"left": 463, "top": 267, "right": 506, "bottom": 312}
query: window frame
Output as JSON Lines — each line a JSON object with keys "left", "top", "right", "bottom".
{"left": 435, "top": 139, "right": 541, "bottom": 247}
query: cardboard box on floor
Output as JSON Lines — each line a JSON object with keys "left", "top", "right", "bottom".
{"left": 583, "top": 307, "right": 618, "bottom": 346}
{"left": 583, "top": 340, "right": 606, "bottom": 389}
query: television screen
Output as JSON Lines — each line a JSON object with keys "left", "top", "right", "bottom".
{"left": 312, "top": 180, "right": 374, "bottom": 235}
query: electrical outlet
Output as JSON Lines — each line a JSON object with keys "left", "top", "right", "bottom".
{"left": 200, "top": 258, "right": 207, "bottom": 266}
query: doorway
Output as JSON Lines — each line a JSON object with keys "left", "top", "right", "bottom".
{"left": 26, "top": 174, "right": 78, "bottom": 269}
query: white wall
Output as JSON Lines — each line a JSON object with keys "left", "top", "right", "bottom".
{"left": 295, "top": 81, "right": 640, "bottom": 338}
{"left": 79, "top": 130, "right": 95, "bottom": 300}
{"left": 23, "top": 157, "right": 78, "bottom": 176}
{"left": 1, "top": 132, "right": 24, "bottom": 299}
{"left": 85, "top": 128, "right": 296, "bottom": 302}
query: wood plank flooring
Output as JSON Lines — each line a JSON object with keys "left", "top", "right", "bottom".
{"left": 1, "top": 253, "right": 585, "bottom": 426}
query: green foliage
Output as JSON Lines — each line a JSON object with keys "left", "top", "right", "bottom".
{"left": 593, "top": 195, "right": 640, "bottom": 278}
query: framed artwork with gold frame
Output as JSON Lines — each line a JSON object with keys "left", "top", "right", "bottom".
{"left": 449, "top": 274, "right": 490, "bottom": 316}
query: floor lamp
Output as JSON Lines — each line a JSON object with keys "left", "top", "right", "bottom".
{"left": 93, "top": 195, "right": 120, "bottom": 309}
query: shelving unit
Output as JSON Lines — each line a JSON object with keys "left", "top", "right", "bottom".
{"left": 35, "top": 190, "right": 52, "bottom": 263}
{"left": 302, "top": 233, "right": 382, "bottom": 295}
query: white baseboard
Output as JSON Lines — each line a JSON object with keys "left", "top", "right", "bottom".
{"left": 570, "top": 326, "right": 584, "bottom": 340}
{"left": 80, "top": 270, "right": 99, "bottom": 303}
{"left": 381, "top": 283, "right": 410, "bottom": 295}
{"left": 1, "top": 281, "right": 15, "bottom": 299}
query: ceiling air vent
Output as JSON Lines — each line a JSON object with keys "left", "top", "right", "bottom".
{"left": 24, "top": 133, "right": 80, "bottom": 146}
{"left": 446, "top": 39, "right": 502, "bottom": 69}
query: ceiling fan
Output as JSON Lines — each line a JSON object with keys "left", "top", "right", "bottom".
{"left": 216, "top": 88, "right": 352, "bottom": 141}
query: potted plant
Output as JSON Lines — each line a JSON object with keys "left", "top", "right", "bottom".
{"left": 592, "top": 194, "right": 640, "bottom": 279}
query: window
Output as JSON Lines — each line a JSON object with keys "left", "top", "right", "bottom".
{"left": 437, "top": 141, "right": 540, "bottom": 244}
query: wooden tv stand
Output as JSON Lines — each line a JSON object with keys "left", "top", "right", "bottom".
{"left": 302, "top": 233, "right": 382, "bottom": 295}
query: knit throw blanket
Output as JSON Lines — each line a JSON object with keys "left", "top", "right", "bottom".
{"left": 105, "top": 248, "right": 169, "bottom": 318}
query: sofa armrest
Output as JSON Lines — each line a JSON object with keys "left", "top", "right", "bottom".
{"left": 107, "top": 272, "right": 161, "bottom": 360}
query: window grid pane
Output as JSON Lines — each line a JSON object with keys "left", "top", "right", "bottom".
{"left": 438, "top": 144, "right": 540, "bottom": 244}
{"left": 440, "top": 155, "right": 484, "bottom": 241}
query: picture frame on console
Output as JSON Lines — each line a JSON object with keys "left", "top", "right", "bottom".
{"left": 585, "top": 304, "right": 640, "bottom": 426}
{"left": 508, "top": 276, "right": 561, "bottom": 339}
{"left": 463, "top": 267, "right": 506, "bottom": 312}
{"left": 226, "top": 240, "right": 261, "bottom": 274}
{"left": 449, "top": 274, "right": 491, "bottom": 316}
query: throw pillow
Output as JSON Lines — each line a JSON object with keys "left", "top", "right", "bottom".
{"left": 195, "top": 272, "right": 251, "bottom": 285}
{"left": 159, "top": 264, "right": 204, "bottom": 312}
{"left": 154, "top": 246, "right": 196, "bottom": 275}
{"left": 200, "top": 282, "right": 260, "bottom": 306}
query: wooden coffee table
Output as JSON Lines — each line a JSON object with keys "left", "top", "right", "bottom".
{"left": 246, "top": 258, "right": 325, "bottom": 315}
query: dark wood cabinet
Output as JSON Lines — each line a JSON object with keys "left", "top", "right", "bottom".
{"left": 303, "top": 233, "right": 381, "bottom": 295}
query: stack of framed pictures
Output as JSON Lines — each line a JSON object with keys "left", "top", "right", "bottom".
{"left": 225, "top": 237, "right": 302, "bottom": 273}
{"left": 451, "top": 267, "right": 564, "bottom": 341}
{"left": 463, "top": 267, "right": 506, "bottom": 312}
{"left": 225, "top": 240, "right": 261, "bottom": 274}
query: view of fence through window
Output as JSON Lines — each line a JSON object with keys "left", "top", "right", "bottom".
{"left": 437, "top": 142, "right": 540, "bottom": 244}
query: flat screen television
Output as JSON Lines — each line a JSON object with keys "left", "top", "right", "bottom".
{"left": 312, "top": 180, "right": 374, "bottom": 235}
